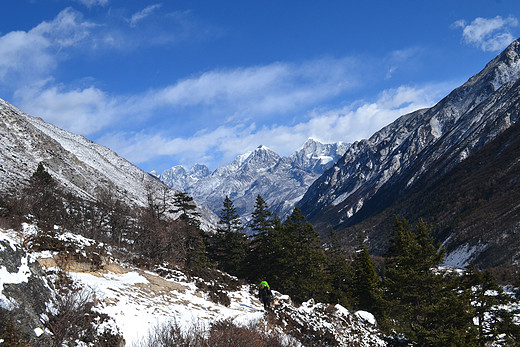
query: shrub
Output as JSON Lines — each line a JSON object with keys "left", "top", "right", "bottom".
{"left": 44, "top": 272, "right": 123, "bottom": 346}
{"left": 138, "top": 319, "right": 205, "bottom": 347}
{"left": 206, "top": 319, "right": 287, "bottom": 347}
{"left": 139, "top": 318, "right": 293, "bottom": 347}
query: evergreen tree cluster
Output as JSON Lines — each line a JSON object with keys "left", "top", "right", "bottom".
{"left": 205, "top": 196, "right": 520, "bottom": 346}
{"left": 205, "top": 195, "right": 338, "bottom": 304}
{"left": 380, "top": 216, "right": 519, "bottom": 346}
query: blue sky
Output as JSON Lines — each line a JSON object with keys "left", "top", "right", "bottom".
{"left": 1, "top": 0, "right": 519, "bottom": 172}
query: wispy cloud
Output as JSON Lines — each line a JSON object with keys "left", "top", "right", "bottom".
{"left": 453, "top": 16, "right": 518, "bottom": 51}
{"left": 15, "top": 80, "right": 117, "bottom": 135}
{"left": 138, "top": 57, "right": 362, "bottom": 119}
{"left": 74, "top": 0, "right": 109, "bottom": 8}
{"left": 0, "top": 8, "right": 94, "bottom": 85}
{"left": 98, "top": 82, "right": 454, "bottom": 170}
{"left": 129, "top": 4, "right": 163, "bottom": 27}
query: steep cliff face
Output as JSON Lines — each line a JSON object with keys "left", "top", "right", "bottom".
{"left": 346, "top": 116, "right": 520, "bottom": 267}
{"left": 299, "top": 39, "right": 520, "bottom": 232}
{"left": 296, "top": 39, "right": 520, "bottom": 267}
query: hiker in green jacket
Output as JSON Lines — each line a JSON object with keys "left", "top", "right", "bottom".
{"left": 258, "top": 281, "right": 273, "bottom": 310}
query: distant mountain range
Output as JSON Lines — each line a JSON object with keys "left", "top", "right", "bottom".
{"left": 155, "top": 139, "right": 349, "bottom": 224}
{"left": 297, "top": 38, "right": 520, "bottom": 268}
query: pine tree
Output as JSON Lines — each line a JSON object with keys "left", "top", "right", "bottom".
{"left": 351, "top": 235, "right": 383, "bottom": 317}
{"left": 24, "top": 162, "right": 65, "bottom": 224}
{"left": 172, "top": 191, "right": 201, "bottom": 227}
{"left": 250, "top": 195, "right": 273, "bottom": 235}
{"left": 208, "top": 196, "right": 248, "bottom": 277}
{"left": 324, "top": 228, "right": 353, "bottom": 309}
{"left": 218, "top": 196, "right": 243, "bottom": 234}
{"left": 464, "top": 265, "right": 519, "bottom": 346}
{"left": 275, "top": 207, "right": 330, "bottom": 303}
{"left": 382, "top": 216, "right": 475, "bottom": 345}
{"left": 247, "top": 195, "right": 274, "bottom": 282}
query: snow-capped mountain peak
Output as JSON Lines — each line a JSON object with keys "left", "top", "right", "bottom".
{"left": 158, "top": 138, "right": 349, "bottom": 223}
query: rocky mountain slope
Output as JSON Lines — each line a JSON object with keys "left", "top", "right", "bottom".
{"left": 0, "top": 99, "right": 218, "bottom": 229}
{"left": 157, "top": 139, "right": 348, "bottom": 223}
{"left": 342, "top": 114, "right": 520, "bottom": 268}
{"left": 298, "top": 38, "right": 520, "bottom": 267}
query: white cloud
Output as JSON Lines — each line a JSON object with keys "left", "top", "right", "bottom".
{"left": 130, "top": 4, "right": 163, "bottom": 27}
{"left": 453, "top": 16, "right": 518, "bottom": 51}
{"left": 75, "top": 0, "right": 109, "bottom": 7}
{"left": 100, "top": 82, "right": 454, "bottom": 171}
{"left": 14, "top": 80, "right": 116, "bottom": 135}
{"left": 142, "top": 57, "right": 360, "bottom": 118}
{"left": 0, "top": 8, "right": 93, "bottom": 84}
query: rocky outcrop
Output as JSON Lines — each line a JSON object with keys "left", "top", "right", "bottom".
{"left": 0, "top": 231, "right": 53, "bottom": 346}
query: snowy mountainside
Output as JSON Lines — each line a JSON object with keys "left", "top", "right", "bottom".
{"left": 158, "top": 139, "right": 349, "bottom": 222}
{"left": 0, "top": 98, "right": 155, "bottom": 205}
{"left": 298, "top": 38, "right": 520, "bottom": 266}
{"left": 351, "top": 116, "right": 520, "bottom": 268}
{"left": 0, "top": 226, "right": 386, "bottom": 346}
{"left": 0, "top": 98, "right": 217, "bottom": 229}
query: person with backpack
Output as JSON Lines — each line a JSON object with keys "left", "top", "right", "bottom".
{"left": 258, "top": 281, "right": 274, "bottom": 310}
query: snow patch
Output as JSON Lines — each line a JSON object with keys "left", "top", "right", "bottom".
{"left": 0, "top": 232, "right": 32, "bottom": 309}
{"left": 429, "top": 116, "right": 442, "bottom": 138}
{"left": 34, "top": 327, "right": 44, "bottom": 337}
{"left": 355, "top": 310, "right": 377, "bottom": 326}
{"left": 444, "top": 243, "right": 487, "bottom": 268}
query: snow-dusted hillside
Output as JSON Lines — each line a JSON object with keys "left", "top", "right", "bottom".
{"left": 0, "top": 226, "right": 386, "bottom": 346}
{"left": 0, "top": 98, "right": 218, "bottom": 230}
{"left": 157, "top": 139, "right": 349, "bottom": 223}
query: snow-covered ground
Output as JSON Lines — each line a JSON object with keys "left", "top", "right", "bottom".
{"left": 69, "top": 268, "right": 265, "bottom": 345}
{"left": 1, "top": 225, "right": 386, "bottom": 346}
{"left": 2, "top": 224, "right": 520, "bottom": 346}
{"left": 4, "top": 225, "right": 265, "bottom": 345}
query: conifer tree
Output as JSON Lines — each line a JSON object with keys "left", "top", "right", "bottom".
{"left": 464, "top": 265, "right": 519, "bottom": 345}
{"left": 382, "top": 216, "right": 474, "bottom": 345}
{"left": 275, "top": 207, "right": 330, "bottom": 303}
{"left": 250, "top": 195, "right": 273, "bottom": 235}
{"left": 218, "top": 196, "right": 243, "bottom": 234}
{"left": 351, "top": 235, "right": 383, "bottom": 317}
{"left": 247, "top": 195, "right": 274, "bottom": 282}
{"left": 172, "top": 191, "right": 201, "bottom": 227}
{"left": 324, "top": 228, "right": 353, "bottom": 309}
{"left": 209, "top": 196, "right": 248, "bottom": 277}
{"left": 24, "top": 162, "right": 65, "bottom": 224}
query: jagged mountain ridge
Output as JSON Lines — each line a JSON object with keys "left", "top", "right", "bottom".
{"left": 0, "top": 99, "right": 218, "bottom": 229}
{"left": 298, "top": 39, "right": 520, "bottom": 267}
{"left": 157, "top": 139, "right": 349, "bottom": 222}
{"left": 355, "top": 117, "right": 520, "bottom": 267}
